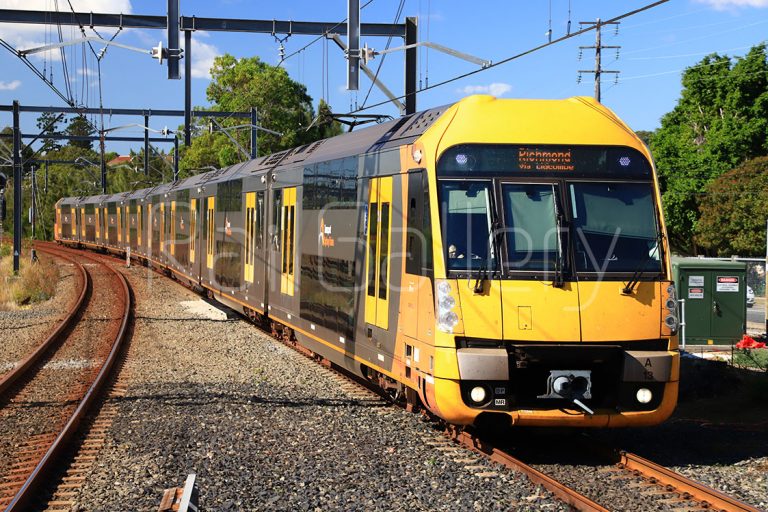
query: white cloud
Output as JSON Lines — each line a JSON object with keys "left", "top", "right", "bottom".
{"left": 188, "top": 35, "right": 219, "bottom": 79}
{"left": 0, "top": 1, "right": 132, "bottom": 59}
{"left": 696, "top": 0, "right": 768, "bottom": 8}
{"left": 458, "top": 82, "right": 513, "bottom": 97}
{"left": 0, "top": 79, "right": 21, "bottom": 90}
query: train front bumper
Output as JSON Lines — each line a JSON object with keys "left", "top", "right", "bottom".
{"left": 432, "top": 344, "right": 679, "bottom": 427}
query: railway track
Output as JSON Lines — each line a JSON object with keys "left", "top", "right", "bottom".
{"left": 0, "top": 243, "right": 132, "bottom": 511}
{"left": 50, "top": 245, "right": 764, "bottom": 512}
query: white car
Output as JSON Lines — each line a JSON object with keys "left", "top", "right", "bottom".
{"left": 746, "top": 285, "right": 755, "bottom": 308}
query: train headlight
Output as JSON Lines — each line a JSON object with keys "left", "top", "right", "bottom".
{"left": 436, "top": 280, "right": 461, "bottom": 333}
{"left": 661, "top": 282, "right": 679, "bottom": 336}
{"left": 470, "top": 386, "right": 487, "bottom": 404}
{"left": 664, "top": 313, "right": 678, "bottom": 331}
{"left": 636, "top": 388, "right": 653, "bottom": 404}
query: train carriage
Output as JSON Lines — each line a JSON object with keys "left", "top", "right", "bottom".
{"left": 57, "top": 95, "right": 680, "bottom": 429}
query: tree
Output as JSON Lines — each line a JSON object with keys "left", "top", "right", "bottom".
{"left": 696, "top": 156, "right": 768, "bottom": 256}
{"left": 35, "top": 112, "right": 63, "bottom": 155}
{"left": 65, "top": 114, "right": 95, "bottom": 151}
{"left": 180, "top": 54, "right": 339, "bottom": 171}
{"left": 651, "top": 44, "right": 768, "bottom": 254}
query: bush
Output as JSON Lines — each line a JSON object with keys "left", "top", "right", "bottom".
{"left": 733, "top": 348, "right": 768, "bottom": 371}
{"left": 0, "top": 252, "right": 59, "bottom": 309}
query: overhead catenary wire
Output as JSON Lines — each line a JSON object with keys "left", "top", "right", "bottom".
{"left": 347, "top": 0, "right": 671, "bottom": 115}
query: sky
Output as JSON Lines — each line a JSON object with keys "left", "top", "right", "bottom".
{"left": 0, "top": 0, "right": 767, "bottom": 158}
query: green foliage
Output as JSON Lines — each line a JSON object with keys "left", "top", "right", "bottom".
{"left": 65, "top": 114, "right": 95, "bottom": 151}
{"left": 36, "top": 112, "right": 63, "bottom": 154}
{"left": 696, "top": 156, "right": 768, "bottom": 256}
{"left": 180, "top": 54, "right": 341, "bottom": 171}
{"left": 651, "top": 44, "right": 768, "bottom": 254}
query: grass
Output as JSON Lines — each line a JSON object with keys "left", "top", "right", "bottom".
{"left": 0, "top": 243, "right": 60, "bottom": 310}
{"left": 733, "top": 348, "right": 768, "bottom": 371}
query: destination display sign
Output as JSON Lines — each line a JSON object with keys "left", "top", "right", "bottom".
{"left": 438, "top": 144, "right": 651, "bottom": 177}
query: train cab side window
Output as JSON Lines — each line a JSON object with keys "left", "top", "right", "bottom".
{"left": 406, "top": 170, "right": 433, "bottom": 277}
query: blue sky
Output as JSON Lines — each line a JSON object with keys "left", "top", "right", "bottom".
{"left": 1, "top": 0, "right": 767, "bottom": 157}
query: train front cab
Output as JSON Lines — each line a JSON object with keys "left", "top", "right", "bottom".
{"left": 404, "top": 96, "right": 679, "bottom": 428}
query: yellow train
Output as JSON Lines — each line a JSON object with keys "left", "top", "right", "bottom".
{"left": 56, "top": 95, "right": 679, "bottom": 428}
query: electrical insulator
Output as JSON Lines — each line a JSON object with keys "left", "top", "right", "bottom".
{"left": 576, "top": 73, "right": 582, "bottom": 84}
{"left": 578, "top": 49, "right": 582, "bottom": 61}
{"left": 279, "top": 43, "right": 285, "bottom": 61}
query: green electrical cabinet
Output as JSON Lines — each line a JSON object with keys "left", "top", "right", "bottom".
{"left": 672, "top": 258, "right": 747, "bottom": 345}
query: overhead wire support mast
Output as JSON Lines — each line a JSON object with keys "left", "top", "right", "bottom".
{"left": 578, "top": 18, "right": 620, "bottom": 103}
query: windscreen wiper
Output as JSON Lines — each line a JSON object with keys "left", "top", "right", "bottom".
{"left": 553, "top": 213, "right": 565, "bottom": 288}
{"left": 474, "top": 219, "right": 500, "bottom": 294}
{"left": 622, "top": 234, "right": 663, "bottom": 295}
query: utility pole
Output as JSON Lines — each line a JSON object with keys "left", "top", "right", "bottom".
{"left": 12, "top": 100, "right": 21, "bottom": 274}
{"left": 578, "top": 18, "right": 620, "bottom": 103}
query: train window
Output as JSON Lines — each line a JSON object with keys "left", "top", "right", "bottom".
{"left": 256, "top": 191, "right": 264, "bottom": 250}
{"left": 272, "top": 190, "right": 281, "bottom": 251}
{"left": 569, "top": 182, "right": 660, "bottom": 274}
{"left": 303, "top": 166, "right": 316, "bottom": 209}
{"left": 367, "top": 203, "right": 379, "bottom": 297}
{"left": 439, "top": 181, "right": 496, "bottom": 271}
{"left": 378, "top": 203, "right": 390, "bottom": 299}
{"left": 405, "top": 170, "right": 433, "bottom": 277}
{"left": 501, "top": 184, "right": 558, "bottom": 272}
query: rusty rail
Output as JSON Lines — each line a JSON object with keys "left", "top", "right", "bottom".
{"left": 0, "top": 246, "right": 89, "bottom": 397}
{"left": 619, "top": 451, "right": 762, "bottom": 512}
{"left": 4, "top": 245, "right": 132, "bottom": 512}
{"left": 449, "top": 429, "right": 609, "bottom": 512}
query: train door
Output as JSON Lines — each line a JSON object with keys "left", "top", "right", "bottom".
{"left": 137, "top": 201, "right": 143, "bottom": 250}
{"left": 95, "top": 206, "right": 101, "bottom": 243}
{"left": 190, "top": 198, "right": 197, "bottom": 275}
{"left": 159, "top": 202, "right": 165, "bottom": 261}
{"left": 170, "top": 200, "right": 176, "bottom": 258}
{"left": 102, "top": 207, "right": 108, "bottom": 246}
{"left": 365, "top": 176, "right": 393, "bottom": 331}
{"left": 243, "top": 190, "right": 267, "bottom": 311}
{"left": 280, "top": 187, "right": 297, "bottom": 297}
{"left": 206, "top": 196, "right": 215, "bottom": 273}
{"left": 125, "top": 204, "right": 131, "bottom": 248}
{"left": 148, "top": 202, "right": 154, "bottom": 258}
{"left": 117, "top": 205, "right": 123, "bottom": 246}
{"left": 80, "top": 207, "right": 86, "bottom": 241}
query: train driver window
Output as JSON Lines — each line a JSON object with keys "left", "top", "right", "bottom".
{"left": 439, "top": 181, "right": 495, "bottom": 271}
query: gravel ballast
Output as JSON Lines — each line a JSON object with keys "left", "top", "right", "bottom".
{"left": 0, "top": 254, "right": 78, "bottom": 376}
{"left": 74, "top": 263, "right": 568, "bottom": 511}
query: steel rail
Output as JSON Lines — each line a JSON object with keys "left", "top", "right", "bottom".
{"left": 450, "top": 430, "right": 609, "bottom": 512}
{"left": 0, "top": 246, "right": 88, "bottom": 397}
{"left": 4, "top": 244, "right": 132, "bottom": 512}
{"left": 619, "top": 451, "right": 763, "bottom": 512}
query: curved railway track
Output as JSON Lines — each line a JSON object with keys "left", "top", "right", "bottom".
{"left": 52, "top": 244, "right": 763, "bottom": 512}
{"left": 0, "top": 243, "right": 132, "bottom": 512}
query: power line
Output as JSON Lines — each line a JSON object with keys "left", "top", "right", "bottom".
{"left": 347, "top": 0, "right": 670, "bottom": 115}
